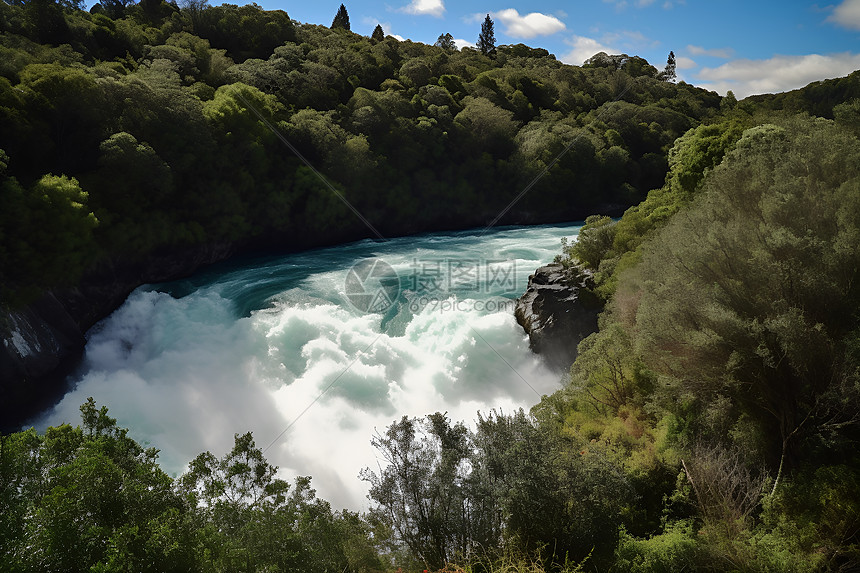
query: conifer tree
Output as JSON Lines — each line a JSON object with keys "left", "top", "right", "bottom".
{"left": 371, "top": 23, "right": 384, "bottom": 41}
{"left": 659, "top": 50, "right": 677, "bottom": 81}
{"left": 331, "top": 3, "right": 350, "bottom": 30}
{"left": 477, "top": 14, "right": 495, "bottom": 57}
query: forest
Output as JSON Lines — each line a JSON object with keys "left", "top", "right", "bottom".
{"left": 0, "top": 0, "right": 722, "bottom": 305}
{"left": 2, "top": 0, "right": 860, "bottom": 571}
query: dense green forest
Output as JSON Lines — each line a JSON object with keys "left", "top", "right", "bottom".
{"left": 3, "top": 0, "right": 860, "bottom": 571}
{"left": 0, "top": 0, "right": 722, "bottom": 305}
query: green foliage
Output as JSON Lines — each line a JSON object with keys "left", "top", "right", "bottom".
{"left": 549, "top": 114, "right": 860, "bottom": 573}
{"left": 578, "top": 118, "right": 749, "bottom": 299}
{"left": 0, "top": 401, "right": 384, "bottom": 573}
{"left": 0, "top": 400, "right": 198, "bottom": 573}
{"left": 0, "top": 171, "right": 98, "bottom": 301}
{"left": 631, "top": 118, "right": 860, "bottom": 469}
{"left": 362, "top": 413, "right": 476, "bottom": 570}
{"left": 615, "top": 521, "right": 706, "bottom": 572}
{"left": 193, "top": 3, "right": 295, "bottom": 61}
{"left": 561, "top": 215, "right": 616, "bottom": 271}
{"left": 656, "top": 51, "right": 676, "bottom": 82}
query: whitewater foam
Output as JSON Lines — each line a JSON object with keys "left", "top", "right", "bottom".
{"left": 33, "top": 223, "right": 580, "bottom": 510}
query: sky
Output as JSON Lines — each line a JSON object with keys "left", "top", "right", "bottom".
{"left": 250, "top": 0, "right": 860, "bottom": 98}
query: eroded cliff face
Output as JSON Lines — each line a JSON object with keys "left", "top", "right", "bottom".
{"left": 514, "top": 263, "right": 602, "bottom": 372}
{"left": 0, "top": 242, "right": 236, "bottom": 431}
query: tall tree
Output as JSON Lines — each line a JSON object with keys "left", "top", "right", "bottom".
{"left": 371, "top": 23, "right": 384, "bottom": 41}
{"left": 659, "top": 50, "right": 677, "bottom": 81}
{"left": 331, "top": 3, "right": 350, "bottom": 30}
{"left": 435, "top": 32, "right": 455, "bottom": 51}
{"left": 361, "top": 414, "right": 475, "bottom": 570}
{"left": 477, "top": 14, "right": 495, "bottom": 57}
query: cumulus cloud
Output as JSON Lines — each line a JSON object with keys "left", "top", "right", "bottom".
{"left": 676, "top": 55, "right": 696, "bottom": 69}
{"left": 696, "top": 52, "right": 860, "bottom": 98}
{"left": 401, "top": 0, "right": 445, "bottom": 17}
{"left": 491, "top": 8, "right": 566, "bottom": 38}
{"left": 453, "top": 38, "right": 475, "bottom": 50}
{"left": 828, "top": 0, "right": 860, "bottom": 29}
{"left": 687, "top": 44, "right": 734, "bottom": 59}
{"left": 561, "top": 35, "right": 616, "bottom": 65}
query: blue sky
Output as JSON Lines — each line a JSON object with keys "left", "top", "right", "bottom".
{"left": 250, "top": 0, "right": 860, "bottom": 98}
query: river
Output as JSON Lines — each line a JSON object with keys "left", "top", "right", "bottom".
{"left": 31, "top": 222, "right": 581, "bottom": 510}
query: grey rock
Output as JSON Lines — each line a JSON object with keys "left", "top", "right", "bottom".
{"left": 514, "top": 262, "right": 601, "bottom": 372}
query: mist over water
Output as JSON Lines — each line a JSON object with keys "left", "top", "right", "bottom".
{"left": 33, "top": 223, "right": 581, "bottom": 510}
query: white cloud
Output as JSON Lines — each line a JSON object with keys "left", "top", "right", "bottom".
{"left": 687, "top": 44, "right": 734, "bottom": 59}
{"left": 676, "top": 55, "right": 696, "bottom": 69}
{"left": 561, "top": 35, "right": 616, "bottom": 65}
{"left": 453, "top": 38, "right": 475, "bottom": 50}
{"left": 492, "top": 8, "right": 566, "bottom": 38}
{"left": 828, "top": 0, "right": 860, "bottom": 29}
{"left": 696, "top": 52, "right": 860, "bottom": 98}
{"left": 401, "top": 0, "right": 445, "bottom": 17}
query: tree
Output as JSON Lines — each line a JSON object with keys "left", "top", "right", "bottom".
{"left": 331, "top": 3, "right": 350, "bottom": 31}
{"left": 13, "top": 400, "right": 199, "bottom": 573}
{"left": 361, "top": 414, "right": 475, "bottom": 570}
{"left": 659, "top": 50, "right": 677, "bottom": 82}
{"left": 371, "top": 23, "right": 384, "bottom": 41}
{"left": 435, "top": 32, "right": 455, "bottom": 51}
{"left": 477, "top": 14, "right": 495, "bottom": 57}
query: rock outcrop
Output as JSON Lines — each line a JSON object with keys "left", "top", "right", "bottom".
{"left": 515, "top": 262, "right": 602, "bottom": 372}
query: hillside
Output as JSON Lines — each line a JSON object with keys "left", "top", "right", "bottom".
{"left": 0, "top": 0, "right": 723, "bottom": 304}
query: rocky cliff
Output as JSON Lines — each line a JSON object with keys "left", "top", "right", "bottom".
{"left": 514, "top": 263, "right": 602, "bottom": 372}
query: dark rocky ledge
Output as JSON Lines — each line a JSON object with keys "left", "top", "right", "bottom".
{"left": 514, "top": 262, "right": 602, "bottom": 372}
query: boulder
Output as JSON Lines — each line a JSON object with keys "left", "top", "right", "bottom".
{"left": 514, "top": 262, "right": 601, "bottom": 372}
